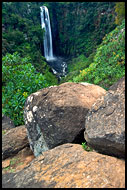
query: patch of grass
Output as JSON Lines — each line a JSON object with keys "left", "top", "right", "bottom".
{"left": 2, "top": 130, "right": 6, "bottom": 135}
{"left": 3, "top": 166, "right": 10, "bottom": 171}
{"left": 17, "top": 162, "right": 24, "bottom": 166}
{"left": 82, "top": 142, "right": 93, "bottom": 152}
{"left": 71, "top": 20, "right": 125, "bottom": 89}
{"left": 10, "top": 168, "right": 15, "bottom": 173}
{"left": 10, "top": 157, "right": 18, "bottom": 165}
{"left": 3, "top": 166, "right": 15, "bottom": 173}
{"left": 3, "top": 157, "right": 20, "bottom": 173}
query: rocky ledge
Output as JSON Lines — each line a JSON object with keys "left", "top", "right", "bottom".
{"left": 2, "top": 78, "right": 125, "bottom": 188}
{"left": 2, "top": 144, "right": 125, "bottom": 188}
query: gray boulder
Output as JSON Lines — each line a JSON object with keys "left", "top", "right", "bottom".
{"left": 109, "top": 76, "right": 125, "bottom": 91}
{"left": 2, "top": 115, "right": 15, "bottom": 131}
{"left": 24, "top": 82, "right": 106, "bottom": 157}
{"left": 84, "top": 77, "right": 125, "bottom": 158}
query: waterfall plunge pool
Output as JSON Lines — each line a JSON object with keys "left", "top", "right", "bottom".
{"left": 47, "top": 56, "right": 68, "bottom": 79}
{"left": 40, "top": 6, "right": 68, "bottom": 79}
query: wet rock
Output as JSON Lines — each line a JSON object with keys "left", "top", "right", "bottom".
{"left": 2, "top": 144, "right": 125, "bottom": 188}
{"left": 2, "top": 125, "right": 29, "bottom": 160}
{"left": 24, "top": 82, "right": 106, "bottom": 157}
{"left": 84, "top": 77, "right": 125, "bottom": 158}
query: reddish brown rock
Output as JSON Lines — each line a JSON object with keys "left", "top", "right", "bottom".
{"left": 84, "top": 77, "right": 125, "bottom": 158}
{"left": 2, "top": 146, "right": 35, "bottom": 175}
{"left": 2, "top": 160, "right": 10, "bottom": 168}
{"left": 24, "top": 82, "right": 106, "bottom": 157}
{"left": 2, "top": 125, "right": 29, "bottom": 160}
{"left": 2, "top": 144, "right": 125, "bottom": 188}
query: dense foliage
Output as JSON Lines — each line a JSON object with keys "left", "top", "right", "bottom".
{"left": 2, "top": 53, "right": 57, "bottom": 126}
{"left": 2, "top": 2, "right": 125, "bottom": 126}
{"left": 115, "top": 2, "right": 125, "bottom": 25}
{"left": 64, "top": 20, "right": 125, "bottom": 89}
{"left": 2, "top": 2, "right": 116, "bottom": 59}
{"left": 53, "top": 2, "right": 116, "bottom": 57}
{"left": 2, "top": 2, "right": 48, "bottom": 73}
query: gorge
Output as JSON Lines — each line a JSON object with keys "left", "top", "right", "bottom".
{"left": 2, "top": 2, "right": 125, "bottom": 126}
{"left": 2, "top": 3, "right": 125, "bottom": 187}
{"left": 40, "top": 5, "right": 67, "bottom": 78}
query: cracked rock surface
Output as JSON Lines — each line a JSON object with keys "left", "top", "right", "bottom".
{"left": 2, "top": 125, "right": 29, "bottom": 160}
{"left": 2, "top": 144, "right": 125, "bottom": 188}
{"left": 84, "top": 77, "right": 125, "bottom": 158}
{"left": 24, "top": 82, "right": 106, "bottom": 157}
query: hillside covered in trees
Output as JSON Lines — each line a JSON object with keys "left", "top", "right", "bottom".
{"left": 2, "top": 2, "right": 125, "bottom": 126}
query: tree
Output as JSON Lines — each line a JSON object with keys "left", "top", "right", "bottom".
{"left": 115, "top": 2, "right": 125, "bottom": 25}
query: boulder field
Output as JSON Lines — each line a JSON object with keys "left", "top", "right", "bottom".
{"left": 2, "top": 125, "right": 29, "bottom": 160}
{"left": 24, "top": 82, "right": 106, "bottom": 157}
{"left": 84, "top": 77, "right": 125, "bottom": 158}
{"left": 2, "top": 78, "right": 125, "bottom": 188}
{"left": 2, "top": 144, "right": 125, "bottom": 188}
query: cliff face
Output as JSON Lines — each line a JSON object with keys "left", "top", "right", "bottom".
{"left": 50, "top": 2, "right": 116, "bottom": 58}
{"left": 2, "top": 2, "right": 116, "bottom": 59}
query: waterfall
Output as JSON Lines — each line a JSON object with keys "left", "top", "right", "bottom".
{"left": 40, "top": 6, "right": 54, "bottom": 61}
{"left": 40, "top": 6, "right": 67, "bottom": 78}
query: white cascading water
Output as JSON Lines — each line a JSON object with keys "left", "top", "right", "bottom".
{"left": 40, "top": 6, "right": 54, "bottom": 61}
{"left": 40, "top": 6, "right": 67, "bottom": 77}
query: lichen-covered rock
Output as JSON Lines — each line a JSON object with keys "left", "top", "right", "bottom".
{"left": 2, "top": 144, "right": 125, "bottom": 188}
{"left": 84, "top": 77, "right": 125, "bottom": 158}
{"left": 2, "top": 125, "right": 29, "bottom": 160}
{"left": 24, "top": 82, "right": 106, "bottom": 157}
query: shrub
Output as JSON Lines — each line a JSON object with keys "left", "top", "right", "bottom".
{"left": 60, "top": 53, "right": 95, "bottom": 84}
{"left": 68, "top": 54, "right": 89, "bottom": 72}
{"left": 72, "top": 20, "right": 125, "bottom": 89}
{"left": 115, "top": 2, "right": 125, "bottom": 25}
{"left": 2, "top": 52, "right": 49, "bottom": 126}
{"left": 82, "top": 142, "right": 93, "bottom": 152}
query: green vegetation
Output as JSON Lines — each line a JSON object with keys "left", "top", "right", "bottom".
{"left": 2, "top": 52, "right": 57, "bottom": 126}
{"left": 10, "top": 158, "right": 18, "bottom": 165}
{"left": 2, "top": 2, "right": 53, "bottom": 75}
{"left": 65, "top": 20, "right": 125, "bottom": 90}
{"left": 55, "top": 2, "right": 116, "bottom": 57}
{"left": 68, "top": 54, "right": 90, "bottom": 72}
{"left": 82, "top": 142, "right": 93, "bottom": 152}
{"left": 115, "top": 2, "right": 125, "bottom": 25}
{"left": 60, "top": 53, "right": 95, "bottom": 84}
{"left": 2, "top": 130, "right": 6, "bottom": 135}
{"left": 2, "top": 2, "right": 116, "bottom": 58}
{"left": 2, "top": 2, "right": 125, "bottom": 126}
{"left": 3, "top": 166, "right": 11, "bottom": 172}
{"left": 2, "top": 157, "right": 20, "bottom": 173}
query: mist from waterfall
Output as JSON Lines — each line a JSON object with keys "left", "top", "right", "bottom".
{"left": 40, "top": 6, "right": 55, "bottom": 61}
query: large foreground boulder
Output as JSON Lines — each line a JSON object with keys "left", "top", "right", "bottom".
{"left": 2, "top": 125, "right": 29, "bottom": 160}
{"left": 84, "top": 77, "right": 125, "bottom": 158}
{"left": 24, "top": 82, "right": 106, "bottom": 157}
{"left": 2, "top": 144, "right": 125, "bottom": 188}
